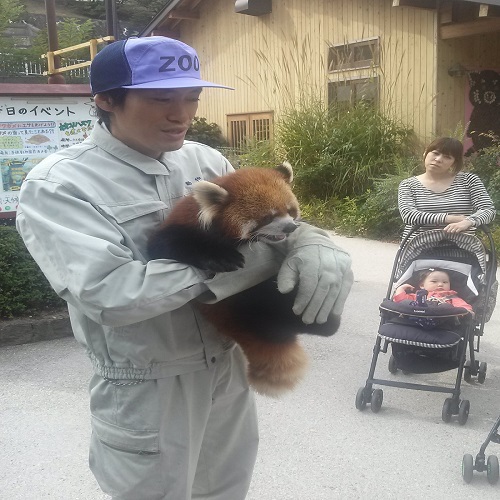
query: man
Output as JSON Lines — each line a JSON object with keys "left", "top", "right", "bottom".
{"left": 16, "top": 36, "right": 353, "bottom": 500}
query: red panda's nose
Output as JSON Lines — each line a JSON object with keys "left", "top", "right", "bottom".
{"left": 283, "top": 222, "right": 299, "bottom": 234}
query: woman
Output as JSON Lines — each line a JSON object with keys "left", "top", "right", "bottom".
{"left": 398, "top": 137, "right": 496, "bottom": 239}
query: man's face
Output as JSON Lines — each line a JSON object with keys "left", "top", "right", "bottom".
{"left": 104, "top": 88, "right": 202, "bottom": 158}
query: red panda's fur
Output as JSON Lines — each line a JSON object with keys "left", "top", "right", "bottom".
{"left": 147, "top": 164, "right": 339, "bottom": 397}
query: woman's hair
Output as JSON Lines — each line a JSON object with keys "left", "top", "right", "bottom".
{"left": 416, "top": 268, "right": 450, "bottom": 287}
{"left": 91, "top": 88, "right": 129, "bottom": 129}
{"left": 424, "top": 137, "right": 464, "bottom": 173}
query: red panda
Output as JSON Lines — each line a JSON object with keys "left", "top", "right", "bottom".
{"left": 147, "top": 163, "right": 340, "bottom": 397}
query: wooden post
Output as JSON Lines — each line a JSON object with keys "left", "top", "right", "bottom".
{"left": 44, "top": 0, "right": 65, "bottom": 83}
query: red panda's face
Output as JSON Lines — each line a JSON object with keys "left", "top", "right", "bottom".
{"left": 192, "top": 164, "right": 300, "bottom": 241}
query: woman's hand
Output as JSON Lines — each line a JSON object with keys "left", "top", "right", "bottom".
{"left": 443, "top": 219, "right": 474, "bottom": 233}
{"left": 445, "top": 214, "right": 466, "bottom": 224}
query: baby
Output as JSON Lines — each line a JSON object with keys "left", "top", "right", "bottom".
{"left": 393, "top": 268, "right": 473, "bottom": 311}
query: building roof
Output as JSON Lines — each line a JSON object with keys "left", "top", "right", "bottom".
{"left": 140, "top": 0, "right": 500, "bottom": 39}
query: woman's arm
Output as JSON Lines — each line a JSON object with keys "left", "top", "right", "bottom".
{"left": 464, "top": 173, "right": 496, "bottom": 226}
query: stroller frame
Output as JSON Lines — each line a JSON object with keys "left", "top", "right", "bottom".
{"left": 356, "top": 225, "right": 497, "bottom": 425}
{"left": 462, "top": 415, "right": 500, "bottom": 484}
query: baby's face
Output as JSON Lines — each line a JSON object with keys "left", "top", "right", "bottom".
{"left": 421, "top": 271, "right": 451, "bottom": 292}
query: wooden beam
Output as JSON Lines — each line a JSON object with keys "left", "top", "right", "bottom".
{"left": 168, "top": 9, "right": 200, "bottom": 20}
{"left": 392, "top": 0, "right": 437, "bottom": 9}
{"left": 440, "top": 16, "right": 500, "bottom": 38}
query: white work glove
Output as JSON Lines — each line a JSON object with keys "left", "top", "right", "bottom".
{"left": 277, "top": 243, "right": 353, "bottom": 325}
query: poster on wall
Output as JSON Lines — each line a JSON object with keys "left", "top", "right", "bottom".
{"left": 0, "top": 95, "right": 94, "bottom": 217}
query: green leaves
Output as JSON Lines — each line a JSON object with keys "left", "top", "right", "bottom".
{"left": 0, "top": 227, "right": 64, "bottom": 319}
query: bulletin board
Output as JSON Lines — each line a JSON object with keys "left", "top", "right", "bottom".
{"left": 0, "top": 88, "right": 94, "bottom": 217}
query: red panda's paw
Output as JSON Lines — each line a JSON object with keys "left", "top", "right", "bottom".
{"left": 246, "top": 342, "right": 309, "bottom": 398}
{"left": 201, "top": 248, "right": 245, "bottom": 273}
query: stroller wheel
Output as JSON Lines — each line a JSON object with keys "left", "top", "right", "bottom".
{"left": 355, "top": 387, "right": 367, "bottom": 411}
{"left": 442, "top": 398, "right": 453, "bottom": 423}
{"left": 464, "top": 360, "right": 472, "bottom": 383}
{"left": 458, "top": 400, "right": 470, "bottom": 425}
{"left": 388, "top": 355, "right": 398, "bottom": 374}
{"left": 487, "top": 455, "right": 499, "bottom": 485}
{"left": 370, "top": 389, "right": 383, "bottom": 413}
{"left": 462, "top": 454, "right": 474, "bottom": 483}
{"left": 478, "top": 362, "right": 487, "bottom": 384}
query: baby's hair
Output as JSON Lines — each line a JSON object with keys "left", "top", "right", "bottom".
{"left": 417, "top": 268, "right": 450, "bottom": 287}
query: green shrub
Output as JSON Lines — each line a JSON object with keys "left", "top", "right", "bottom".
{"left": 0, "top": 227, "right": 64, "bottom": 319}
{"left": 277, "top": 100, "right": 416, "bottom": 200}
{"left": 186, "top": 117, "right": 229, "bottom": 149}
{"left": 466, "top": 144, "right": 500, "bottom": 209}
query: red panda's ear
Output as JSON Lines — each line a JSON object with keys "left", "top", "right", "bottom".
{"left": 192, "top": 181, "right": 229, "bottom": 227}
{"left": 275, "top": 161, "right": 293, "bottom": 184}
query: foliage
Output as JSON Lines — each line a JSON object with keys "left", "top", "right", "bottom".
{"left": 0, "top": 227, "right": 64, "bottom": 319}
{"left": 231, "top": 138, "right": 279, "bottom": 169}
{"left": 277, "top": 99, "right": 416, "bottom": 200}
{"left": 28, "top": 17, "right": 95, "bottom": 60}
{"left": 0, "top": 0, "right": 25, "bottom": 52}
{"left": 360, "top": 155, "right": 421, "bottom": 239}
{"left": 465, "top": 144, "right": 500, "bottom": 209}
{"left": 464, "top": 144, "right": 500, "bottom": 249}
{"left": 54, "top": 0, "right": 166, "bottom": 26}
{"left": 186, "top": 117, "right": 229, "bottom": 150}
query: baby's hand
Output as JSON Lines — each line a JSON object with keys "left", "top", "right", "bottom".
{"left": 395, "top": 283, "right": 414, "bottom": 295}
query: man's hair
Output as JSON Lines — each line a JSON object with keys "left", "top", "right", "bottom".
{"left": 92, "top": 88, "right": 129, "bottom": 128}
{"left": 423, "top": 137, "right": 464, "bottom": 173}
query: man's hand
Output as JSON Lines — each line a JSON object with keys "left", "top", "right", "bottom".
{"left": 277, "top": 244, "right": 353, "bottom": 324}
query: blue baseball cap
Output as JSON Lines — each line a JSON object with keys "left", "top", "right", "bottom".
{"left": 90, "top": 36, "right": 234, "bottom": 94}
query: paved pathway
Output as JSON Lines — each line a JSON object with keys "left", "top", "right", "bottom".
{"left": 1, "top": 235, "right": 500, "bottom": 499}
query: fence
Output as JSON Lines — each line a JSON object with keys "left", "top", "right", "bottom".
{"left": 0, "top": 53, "right": 89, "bottom": 82}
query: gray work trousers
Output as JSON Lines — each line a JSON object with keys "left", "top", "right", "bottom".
{"left": 88, "top": 347, "right": 259, "bottom": 499}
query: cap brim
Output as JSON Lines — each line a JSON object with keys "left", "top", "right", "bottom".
{"left": 122, "top": 78, "right": 234, "bottom": 90}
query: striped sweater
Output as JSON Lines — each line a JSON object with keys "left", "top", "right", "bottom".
{"left": 398, "top": 172, "right": 496, "bottom": 239}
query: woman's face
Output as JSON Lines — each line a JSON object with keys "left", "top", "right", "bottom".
{"left": 421, "top": 271, "right": 451, "bottom": 292}
{"left": 423, "top": 149, "right": 456, "bottom": 176}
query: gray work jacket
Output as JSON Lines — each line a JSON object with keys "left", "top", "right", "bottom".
{"left": 16, "top": 121, "right": 337, "bottom": 380}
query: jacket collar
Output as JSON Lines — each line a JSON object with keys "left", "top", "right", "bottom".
{"left": 90, "top": 121, "right": 171, "bottom": 175}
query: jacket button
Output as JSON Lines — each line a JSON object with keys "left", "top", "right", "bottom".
{"left": 211, "top": 357, "right": 216, "bottom": 363}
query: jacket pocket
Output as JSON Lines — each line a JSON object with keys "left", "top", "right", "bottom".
{"left": 97, "top": 200, "right": 167, "bottom": 223}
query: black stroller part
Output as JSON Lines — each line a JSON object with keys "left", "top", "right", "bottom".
{"left": 379, "top": 299, "right": 469, "bottom": 374}
{"left": 462, "top": 414, "right": 500, "bottom": 484}
{"left": 356, "top": 225, "right": 497, "bottom": 425}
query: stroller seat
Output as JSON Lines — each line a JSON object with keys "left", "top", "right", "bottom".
{"left": 379, "top": 298, "right": 471, "bottom": 373}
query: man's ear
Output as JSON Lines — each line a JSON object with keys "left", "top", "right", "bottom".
{"left": 93, "top": 93, "right": 114, "bottom": 112}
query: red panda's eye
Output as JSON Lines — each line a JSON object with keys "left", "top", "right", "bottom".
{"left": 260, "top": 215, "right": 274, "bottom": 226}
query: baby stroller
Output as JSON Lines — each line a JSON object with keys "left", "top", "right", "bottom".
{"left": 355, "top": 226, "right": 497, "bottom": 425}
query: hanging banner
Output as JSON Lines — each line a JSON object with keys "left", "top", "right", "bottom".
{"left": 0, "top": 95, "right": 94, "bottom": 216}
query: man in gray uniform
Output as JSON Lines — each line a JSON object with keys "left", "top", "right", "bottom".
{"left": 16, "top": 36, "right": 353, "bottom": 500}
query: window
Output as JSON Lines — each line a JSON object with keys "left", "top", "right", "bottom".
{"left": 227, "top": 112, "right": 273, "bottom": 150}
{"left": 328, "top": 37, "right": 379, "bottom": 72}
{"left": 328, "top": 77, "right": 379, "bottom": 108}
